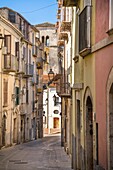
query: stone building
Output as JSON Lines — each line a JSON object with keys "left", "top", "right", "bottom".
{"left": 35, "top": 22, "right": 61, "bottom": 134}
{"left": 0, "top": 7, "right": 41, "bottom": 147}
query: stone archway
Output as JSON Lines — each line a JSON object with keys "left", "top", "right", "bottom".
{"left": 109, "top": 84, "right": 113, "bottom": 169}
{"left": 107, "top": 67, "right": 113, "bottom": 169}
{"left": 86, "top": 96, "right": 93, "bottom": 170}
{"left": 84, "top": 87, "right": 93, "bottom": 170}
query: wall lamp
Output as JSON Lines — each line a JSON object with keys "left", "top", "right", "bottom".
{"left": 48, "top": 68, "right": 54, "bottom": 80}
{"left": 53, "top": 94, "right": 61, "bottom": 105}
{"left": 43, "top": 69, "right": 55, "bottom": 89}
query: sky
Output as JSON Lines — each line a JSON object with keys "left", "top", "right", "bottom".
{"left": 0, "top": 0, "right": 58, "bottom": 25}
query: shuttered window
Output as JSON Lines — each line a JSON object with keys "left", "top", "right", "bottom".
{"left": 79, "top": 6, "right": 91, "bottom": 56}
{"left": 4, "top": 35, "right": 11, "bottom": 54}
{"left": 15, "top": 42, "right": 19, "bottom": 57}
{"left": 3, "top": 79, "right": 8, "bottom": 106}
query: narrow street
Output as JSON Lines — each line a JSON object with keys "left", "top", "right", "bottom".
{"left": 0, "top": 133, "right": 72, "bottom": 170}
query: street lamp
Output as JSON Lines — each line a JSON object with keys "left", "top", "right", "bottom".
{"left": 48, "top": 68, "right": 54, "bottom": 80}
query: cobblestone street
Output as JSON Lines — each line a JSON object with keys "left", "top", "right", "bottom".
{"left": 0, "top": 133, "right": 72, "bottom": 170}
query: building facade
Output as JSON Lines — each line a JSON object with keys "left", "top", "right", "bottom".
{"left": 56, "top": 0, "right": 113, "bottom": 170}
{"left": 35, "top": 22, "right": 61, "bottom": 135}
{"left": 0, "top": 7, "right": 41, "bottom": 148}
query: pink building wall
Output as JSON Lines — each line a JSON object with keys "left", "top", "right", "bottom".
{"left": 95, "top": 0, "right": 109, "bottom": 43}
{"left": 95, "top": 1, "right": 113, "bottom": 169}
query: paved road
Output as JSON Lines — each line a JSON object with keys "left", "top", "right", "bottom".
{"left": 0, "top": 133, "right": 72, "bottom": 170}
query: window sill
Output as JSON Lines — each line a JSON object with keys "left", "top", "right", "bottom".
{"left": 79, "top": 47, "right": 91, "bottom": 58}
{"left": 106, "top": 28, "right": 113, "bottom": 36}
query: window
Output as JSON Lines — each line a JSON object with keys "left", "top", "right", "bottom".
{"left": 4, "top": 35, "right": 11, "bottom": 69}
{"left": 26, "top": 89, "right": 29, "bottom": 103}
{"left": 15, "top": 87, "right": 19, "bottom": 105}
{"left": 54, "top": 110, "right": 59, "bottom": 114}
{"left": 109, "top": 0, "right": 113, "bottom": 29}
{"left": 8, "top": 11, "right": 16, "bottom": 23}
{"left": 32, "top": 91, "right": 35, "bottom": 111}
{"left": 23, "top": 46, "right": 26, "bottom": 59}
{"left": 79, "top": 6, "right": 91, "bottom": 57}
{"left": 4, "top": 35, "right": 11, "bottom": 54}
{"left": 45, "top": 36, "right": 49, "bottom": 46}
{"left": 15, "top": 42, "right": 19, "bottom": 57}
{"left": 3, "top": 79, "right": 8, "bottom": 106}
{"left": 42, "top": 36, "right": 44, "bottom": 43}
{"left": 29, "top": 49, "right": 31, "bottom": 64}
{"left": 54, "top": 97, "right": 60, "bottom": 106}
{"left": 19, "top": 18, "right": 22, "bottom": 31}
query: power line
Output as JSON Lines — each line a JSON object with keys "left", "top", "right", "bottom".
{"left": 21, "top": 3, "right": 57, "bottom": 14}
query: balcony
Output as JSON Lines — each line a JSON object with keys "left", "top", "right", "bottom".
{"left": 60, "top": 21, "right": 71, "bottom": 32}
{"left": 57, "top": 14, "right": 61, "bottom": 20}
{"left": 23, "top": 63, "right": 33, "bottom": 78}
{"left": 60, "top": 82, "right": 72, "bottom": 98}
{"left": 58, "top": 0, "right": 63, "bottom": 5}
{"left": 57, "top": 9, "right": 61, "bottom": 15}
{"left": 59, "top": 32, "right": 68, "bottom": 41}
{"left": 36, "top": 56, "right": 43, "bottom": 69}
{"left": 37, "top": 88, "right": 43, "bottom": 94}
{"left": 31, "top": 74, "right": 39, "bottom": 86}
{"left": 57, "top": 40, "right": 65, "bottom": 47}
{"left": 79, "top": 6, "right": 91, "bottom": 57}
{"left": 16, "top": 60, "right": 25, "bottom": 75}
{"left": 20, "top": 104, "right": 26, "bottom": 115}
{"left": 55, "top": 21, "right": 59, "bottom": 29}
{"left": 63, "top": 0, "right": 78, "bottom": 7}
{"left": 3, "top": 54, "right": 18, "bottom": 73}
{"left": 32, "top": 45, "right": 38, "bottom": 57}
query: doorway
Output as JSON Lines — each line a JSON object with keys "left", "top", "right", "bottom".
{"left": 13, "top": 118, "right": 17, "bottom": 143}
{"left": 86, "top": 96, "right": 93, "bottom": 170}
{"left": 109, "top": 83, "right": 113, "bottom": 169}
{"left": 2, "top": 115, "right": 6, "bottom": 146}
{"left": 54, "top": 118, "right": 59, "bottom": 128}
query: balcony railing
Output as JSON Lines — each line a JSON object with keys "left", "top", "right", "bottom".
{"left": 59, "top": 32, "right": 68, "bottom": 41}
{"left": 32, "top": 45, "right": 38, "bottom": 57}
{"left": 3, "top": 54, "right": 17, "bottom": 72}
{"left": 37, "top": 88, "right": 43, "bottom": 94}
{"left": 31, "top": 74, "right": 39, "bottom": 85}
{"left": 60, "top": 82, "right": 72, "bottom": 97}
{"left": 57, "top": 40, "right": 65, "bottom": 47}
{"left": 16, "top": 60, "right": 25, "bottom": 74}
{"left": 23, "top": 63, "right": 33, "bottom": 78}
{"left": 60, "top": 21, "right": 71, "bottom": 32}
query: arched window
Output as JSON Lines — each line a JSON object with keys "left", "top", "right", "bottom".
{"left": 46, "top": 36, "right": 49, "bottom": 46}
{"left": 42, "top": 36, "right": 44, "bottom": 43}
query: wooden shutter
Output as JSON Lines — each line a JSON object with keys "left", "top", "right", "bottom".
{"left": 4, "top": 35, "right": 11, "bottom": 54}
{"left": 15, "top": 42, "right": 19, "bottom": 57}
{"left": 3, "top": 79, "right": 8, "bottom": 106}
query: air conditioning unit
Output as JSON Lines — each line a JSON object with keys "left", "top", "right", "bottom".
{"left": 2, "top": 47, "right": 7, "bottom": 55}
